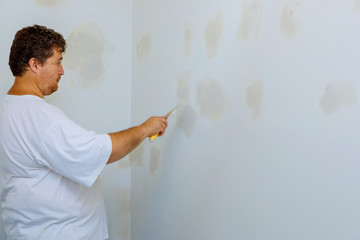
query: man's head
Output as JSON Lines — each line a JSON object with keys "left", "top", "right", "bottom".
{"left": 9, "top": 25, "right": 66, "bottom": 77}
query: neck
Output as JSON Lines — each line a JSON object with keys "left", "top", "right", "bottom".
{"left": 8, "top": 75, "right": 44, "bottom": 98}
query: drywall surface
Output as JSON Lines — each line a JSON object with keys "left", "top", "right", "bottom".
{"left": 131, "top": 0, "right": 360, "bottom": 240}
{"left": 0, "top": 0, "right": 132, "bottom": 239}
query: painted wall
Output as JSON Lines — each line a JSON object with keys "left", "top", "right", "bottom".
{"left": 0, "top": 0, "right": 132, "bottom": 239}
{"left": 131, "top": 0, "right": 360, "bottom": 240}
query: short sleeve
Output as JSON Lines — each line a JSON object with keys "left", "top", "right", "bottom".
{"left": 37, "top": 120, "right": 112, "bottom": 188}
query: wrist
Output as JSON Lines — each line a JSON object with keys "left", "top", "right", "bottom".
{"left": 137, "top": 124, "right": 148, "bottom": 139}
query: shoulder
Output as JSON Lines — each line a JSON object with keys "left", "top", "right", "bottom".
{"left": 35, "top": 100, "right": 69, "bottom": 122}
{"left": 4, "top": 94, "right": 71, "bottom": 126}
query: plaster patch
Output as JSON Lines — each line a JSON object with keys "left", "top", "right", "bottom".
{"left": 246, "top": 81, "right": 264, "bottom": 119}
{"left": 237, "top": 0, "right": 264, "bottom": 41}
{"left": 130, "top": 143, "right": 144, "bottom": 167}
{"left": 196, "top": 76, "right": 227, "bottom": 122}
{"left": 281, "top": 1, "right": 303, "bottom": 39}
{"left": 355, "top": 0, "right": 360, "bottom": 12}
{"left": 117, "top": 187, "right": 130, "bottom": 240}
{"left": 149, "top": 146, "right": 161, "bottom": 176}
{"left": 184, "top": 24, "right": 192, "bottom": 57}
{"left": 136, "top": 33, "right": 152, "bottom": 62}
{"left": 320, "top": 82, "right": 357, "bottom": 115}
{"left": 35, "top": 0, "right": 66, "bottom": 7}
{"left": 177, "top": 71, "right": 192, "bottom": 103}
{"left": 204, "top": 11, "right": 224, "bottom": 59}
{"left": 118, "top": 158, "right": 130, "bottom": 169}
{"left": 176, "top": 104, "right": 198, "bottom": 138}
{"left": 63, "top": 23, "right": 105, "bottom": 87}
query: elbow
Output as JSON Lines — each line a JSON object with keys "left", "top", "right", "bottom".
{"left": 106, "top": 152, "right": 125, "bottom": 165}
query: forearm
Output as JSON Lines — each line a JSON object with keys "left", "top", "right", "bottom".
{"left": 107, "top": 126, "right": 146, "bottom": 164}
{"left": 106, "top": 116, "right": 168, "bottom": 164}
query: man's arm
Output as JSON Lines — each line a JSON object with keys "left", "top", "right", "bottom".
{"left": 107, "top": 116, "right": 168, "bottom": 164}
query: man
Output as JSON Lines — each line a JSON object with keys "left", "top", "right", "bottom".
{"left": 0, "top": 25, "right": 168, "bottom": 239}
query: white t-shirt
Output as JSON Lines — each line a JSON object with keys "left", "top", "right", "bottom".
{"left": 0, "top": 95, "right": 112, "bottom": 240}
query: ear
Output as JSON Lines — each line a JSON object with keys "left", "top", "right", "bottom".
{"left": 28, "top": 58, "right": 41, "bottom": 73}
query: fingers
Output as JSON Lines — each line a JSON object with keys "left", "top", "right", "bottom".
{"left": 144, "top": 116, "right": 168, "bottom": 138}
{"left": 156, "top": 116, "right": 168, "bottom": 136}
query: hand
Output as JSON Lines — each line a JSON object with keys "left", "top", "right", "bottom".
{"left": 140, "top": 116, "right": 168, "bottom": 138}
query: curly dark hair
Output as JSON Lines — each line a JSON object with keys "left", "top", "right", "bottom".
{"left": 9, "top": 25, "right": 66, "bottom": 77}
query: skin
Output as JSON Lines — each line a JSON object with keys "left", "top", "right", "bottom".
{"left": 8, "top": 49, "right": 64, "bottom": 98}
{"left": 8, "top": 47, "right": 168, "bottom": 165}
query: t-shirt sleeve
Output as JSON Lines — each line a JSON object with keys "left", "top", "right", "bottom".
{"left": 37, "top": 119, "right": 112, "bottom": 188}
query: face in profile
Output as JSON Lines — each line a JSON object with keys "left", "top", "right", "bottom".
{"left": 37, "top": 49, "right": 64, "bottom": 96}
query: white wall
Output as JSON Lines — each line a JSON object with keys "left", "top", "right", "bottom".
{"left": 2, "top": 1, "right": 360, "bottom": 239}
{"left": 0, "top": 0, "right": 132, "bottom": 239}
{"left": 131, "top": 0, "right": 360, "bottom": 240}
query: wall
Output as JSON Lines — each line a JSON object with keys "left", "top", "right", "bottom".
{"left": 131, "top": 0, "right": 360, "bottom": 240}
{"left": 0, "top": 0, "right": 132, "bottom": 239}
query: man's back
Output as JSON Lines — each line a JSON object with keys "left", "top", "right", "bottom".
{"left": 0, "top": 95, "right": 111, "bottom": 239}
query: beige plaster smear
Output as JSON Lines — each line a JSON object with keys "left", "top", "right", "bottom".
{"left": 63, "top": 23, "right": 105, "bottom": 86}
{"left": 176, "top": 71, "right": 197, "bottom": 138}
{"left": 281, "top": 1, "right": 304, "bottom": 39}
{"left": 237, "top": 0, "right": 264, "bottom": 41}
{"left": 320, "top": 81, "right": 357, "bottom": 115}
{"left": 117, "top": 187, "right": 130, "bottom": 240}
{"left": 130, "top": 143, "right": 144, "bottom": 167}
{"left": 184, "top": 24, "right": 192, "bottom": 57}
{"left": 136, "top": 33, "right": 152, "bottom": 62}
{"left": 150, "top": 146, "right": 161, "bottom": 176}
{"left": 246, "top": 81, "right": 264, "bottom": 119}
{"left": 204, "top": 11, "right": 224, "bottom": 59}
{"left": 176, "top": 104, "right": 198, "bottom": 138}
{"left": 355, "top": 0, "right": 360, "bottom": 12}
{"left": 35, "top": 0, "right": 66, "bottom": 7}
{"left": 196, "top": 76, "right": 227, "bottom": 122}
{"left": 118, "top": 158, "right": 130, "bottom": 169}
{"left": 177, "top": 71, "right": 192, "bottom": 103}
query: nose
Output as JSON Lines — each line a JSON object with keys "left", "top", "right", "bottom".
{"left": 59, "top": 64, "right": 64, "bottom": 75}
